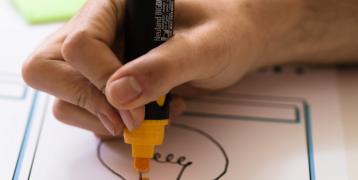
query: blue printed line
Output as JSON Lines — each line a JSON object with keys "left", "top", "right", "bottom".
{"left": 0, "top": 72, "right": 28, "bottom": 100}
{"left": 183, "top": 111, "right": 299, "bottom": 124}
{"left": 304, "top": 102, "right": 316, "bottom": 180}
{"left": 184, "top": 103, "right": 301, "bottom": 124}
{"left": 184, "top": 100, "right": 315, "bottom": 180}
{"left": 295, "top": 107, "right": 301, "bottom": 124}
{"left": 0, "top": 86, "right": 28, "bottom": 100}
{"left": 20, "top": 87, "right": 28, "bottom": 100}
{"left": 14, "top": 93, "right": 316, "bottom": 180}
{"left": 12, "top": 92, "right": 38, "bottom": 180}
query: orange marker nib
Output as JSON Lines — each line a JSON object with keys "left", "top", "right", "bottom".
{"left": 134, "top": 157, "right": 150, "bottom": 173}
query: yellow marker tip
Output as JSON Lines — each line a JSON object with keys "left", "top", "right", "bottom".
{"left": 134, "top": 157, "right": 150, "bottom": 173}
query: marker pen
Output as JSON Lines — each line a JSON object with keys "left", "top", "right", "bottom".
{"left": 122, "top": 0, "right": 175, "bottom": 174}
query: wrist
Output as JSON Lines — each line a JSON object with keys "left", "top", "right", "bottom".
{"left": 243, "top": 0, "right": 358, "bottom": 68}
{"left": 237, "top": 0, "right": 306, "bottom": 70}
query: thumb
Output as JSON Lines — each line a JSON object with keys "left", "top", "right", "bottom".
{"left": 105, "top": 34, "right": 207, "bottom": 110}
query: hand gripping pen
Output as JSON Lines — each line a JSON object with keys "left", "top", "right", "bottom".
{"left": 123, "top": 0, "right": 174, "bottom": 174}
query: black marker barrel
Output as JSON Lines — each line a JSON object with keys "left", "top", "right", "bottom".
{"left": 124, "top": 0, "right": 174, "bottom": 120}
{"left": 124, "top": 0, "right": 174, "bottom": 61}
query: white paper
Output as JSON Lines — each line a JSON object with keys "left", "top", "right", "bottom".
{"left": 0, "top": 27, "right": 59, "bottom": 180}
{"left": 13, "top": 67, "right": 348, "bottom": 180}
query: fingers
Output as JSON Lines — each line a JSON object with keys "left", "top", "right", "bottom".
{"left": 22, "top": 0, "right": 126, "bottom": 134}
{"left": 24, "top": 0, "right": 248, "bottom": 135}
{"left": 53, "top": 99, "right": 124, "bottom": 136}
{"left": 119, "top": 107, "right": 144, "bottom": 131}
{"left": 23, "top": 58, "right": 123, "bottom": 135}
{"left": 61, "top": 30, "right": 122, "bottom": 91}
{"left": 52, "top": 97, "right": 184, "bottom": 136}
{"left": 105, "top": 34, "right": 192, "bottom": 110}
{"left": 105, "top": 21, "right": 229, "bottom": 110}
{"left": 61, "top": 0, "right": 126, "bottom": 91}
{"left": 67, "top": 0, "right": 125, "bottom": 44}
{"left": 118, "top": 97, "right": 186, "bottom": 131}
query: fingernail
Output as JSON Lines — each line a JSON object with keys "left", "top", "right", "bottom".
{"left": 97, "top": 112, "right": 117, "bottom": 136}
{"left": 111, "top": 76, "right": 142, "bottom": 104}
{"left": 119, "top": 110, "right": 135, "bottom": 131}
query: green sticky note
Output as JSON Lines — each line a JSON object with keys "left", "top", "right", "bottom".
{"left": 12, "top": 0, "right": 86, "bottom": 24}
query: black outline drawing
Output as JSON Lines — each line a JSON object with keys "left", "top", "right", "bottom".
{"left": 183, "top": 93, "right": 315, "bottom": 180}
{"left": 97, "top": 123, "right": 229, "bottom": 180}
{"left": 22, "top": 93, "right": 316, "bottom": 180}
{"left": 97, "top": 140, "right": 126, "bottom": 180}
{"left": 152, "top": 153, "right": 192, "bottom": 179}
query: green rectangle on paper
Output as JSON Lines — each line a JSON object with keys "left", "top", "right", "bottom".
{"left": 12, "top": 0, "right": 86, "bottom": 24}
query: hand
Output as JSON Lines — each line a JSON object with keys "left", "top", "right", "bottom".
{"left": 20, "top": 0, "right": 286, "bottom": 136}
{"left": 22, "top": 0, "right": 194, "bottom": 136}
{"left": 23, "top": 0, "right": 358, "bottom": 136}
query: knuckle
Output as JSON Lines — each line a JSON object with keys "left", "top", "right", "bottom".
{"left": 52, "top": 99, "right": 69, "bottom": 123}
{"left": 61, "top": 30, "right": 88, "bottom": 62}
{"left": 95, "top": 71, "right": 113, "bottom": 92}
{"left": 73, "top": 82, "right": 94, "bottom": 111}
{"left": 21, "top": 53, "right": 45, "bottom": 88}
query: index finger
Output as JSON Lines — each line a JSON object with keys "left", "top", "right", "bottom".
{"left": 62, "top": 0, "right": 125, "bottom": 91}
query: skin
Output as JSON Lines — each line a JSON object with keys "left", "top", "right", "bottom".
{"left": 22, "top": 0, "right": 358, "bottom": 137}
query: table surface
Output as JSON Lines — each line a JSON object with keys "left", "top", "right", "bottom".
{"left": 1, "top": 0, "right": 357, "bottom": 179}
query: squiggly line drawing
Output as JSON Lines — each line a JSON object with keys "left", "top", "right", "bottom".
{"left": 97, "top": 123, "right": 229, "bottom": 180}
{"left": 153, "top": 152, "right": 192, "bottom": 179}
